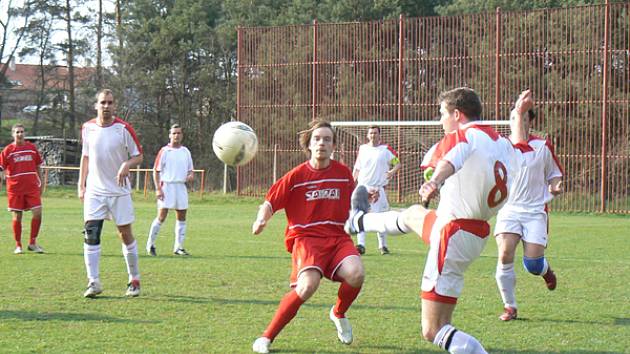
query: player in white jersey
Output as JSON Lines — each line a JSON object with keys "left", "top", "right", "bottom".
{"left": 352, "top": 125, "right": 401, "bottom": 255}
{"left": 146, "top": 124, "right": 194, "bottom": 256}
{"left": 346, "top": 87, "right": 529, "bottom": 354}
{"left": 494, "top": 92, "right": 564, "bottom": 321}
{"left": 78, "top": 89, "right": 143, "bottom": 298}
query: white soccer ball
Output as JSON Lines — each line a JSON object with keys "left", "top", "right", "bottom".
{"left": 212, "top": 121, "right": 258, "bottom": 166}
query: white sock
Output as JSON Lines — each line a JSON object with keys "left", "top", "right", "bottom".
{"left": 434, "top": 324, "right": 487, "bottom": 354}
{"left": 122, "top": 240, "right": 140, "bottom": 282}
{"left": 377, "top": 232, "right": 387, "bottom": 248}
{"left": 174, "top": 220, "right": 186, "bottom": 251}
{"left": 360, "top": 211, "right": 410, "bottom": 235}
{"left": 147, "top": 218, "right": 162, "bottom": 249}
{"left": 357, "top": 232, "right": 366, "bottom": 246}
{"left": 83, "top": 243, "right": 101, "bottom": 283}
{"left": 496, "top": 262, "right": 517, "bottom": 308}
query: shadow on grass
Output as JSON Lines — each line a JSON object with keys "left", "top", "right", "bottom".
{"left": 0, "top": 310, "right": 156, "bottom": 323}
{"left": 211, "top": 297, "right": 417, "bottom": 312}
{"left": 614, "top": 317, "right": 630, "bottom": 326}
{"left": 490, "top": 350, "right": 624, "bottom": 354}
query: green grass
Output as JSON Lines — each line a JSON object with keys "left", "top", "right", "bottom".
{"left": 0, "top": 189, "right": 628, "bottom": 353}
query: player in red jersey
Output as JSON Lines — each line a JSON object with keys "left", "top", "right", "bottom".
{"left": 0, "top": 124, "right": 44, "bottom": 254}
{"left": 251, "top": 120, "right": 365, "bottom": 354}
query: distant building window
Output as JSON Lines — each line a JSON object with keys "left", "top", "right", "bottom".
{"left": 9, "top": 80, "right": 22, "bottom": 86}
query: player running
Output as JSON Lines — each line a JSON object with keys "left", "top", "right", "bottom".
{"left": 251, "top": 120, "right": 365, "bottom": 354}
{"left": 0, "top": 124, "right": 45, "bottom": 254}
{"left": 346, "top": 87, "right": 528, "bottom": 353}
{"left": 494, "top": 90, "right": 564, "bottom": 321}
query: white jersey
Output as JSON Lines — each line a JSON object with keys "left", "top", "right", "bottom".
{"left": 81, "top": 117, "right": 142, "bottom": 196}
{"left": 354, "top": 143, "right": 399, "bottom": 187}
{"left": 154, "top": 144, "right": 194, "bottom": 183}
{"left": 502, "top": 136, "right": 563, "bottom": 213}
{"left": 422, "top": 122, "right": 524, "bottom": 222}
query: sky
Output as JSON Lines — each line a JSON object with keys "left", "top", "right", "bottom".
{"left": 1, "top": 0, "right": 115, "bottom": 66}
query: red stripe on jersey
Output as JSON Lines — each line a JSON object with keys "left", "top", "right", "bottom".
{"left": 382, "top": 143, "right": 399, "bottom": 157}
{"left": 114, "top": 117, "right": 143, "bottom": 154}
{"left": 544, "top": 138, "right": 564, "bottom": 175}
{"left": 153, "top": 146, "right": 166, "bottom": 170}
{"left": 513, "top": 141, "right": 534, "bottom": 153}
{"left": 426, "top": 129, "right": 467, "bottom": 168}
{"left": 529, "top": 135, "right": 564, "bottom": 175}
{"left": 468, "top": 124, "right": 501, "bottom": 141}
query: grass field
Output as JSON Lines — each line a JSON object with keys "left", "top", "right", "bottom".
{"left": 0, "top": 189, "right": 628, "bottom": 353}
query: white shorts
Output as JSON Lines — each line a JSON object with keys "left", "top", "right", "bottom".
{"left": 367, "top": 186, "right": 389, "bottom": 213}
{"left": 494, "top": 208, "right": 548, "bottom": 246}
{"left": 84, "top": 193, "right": 135, "bottom": 226}
{"left": 158, "top": 182, "right": 189, "bottom": 210}
{"left": 421, "top": 217, "right": 490, "bottom": 303}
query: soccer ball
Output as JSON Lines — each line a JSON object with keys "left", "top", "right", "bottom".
{"left": 212, "top": 121, "right": 258, "bottom": 166}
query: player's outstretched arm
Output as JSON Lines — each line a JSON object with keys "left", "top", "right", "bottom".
{"left": 252, "top": 202, "right": 273, "bottom": 235}
{"left": 510, "top": 89, "right": 534, "bottom": 144}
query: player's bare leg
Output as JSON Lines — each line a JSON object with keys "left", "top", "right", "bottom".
{"left": 11, "top": 211, "right": 23, "bottom": 253}
{"left": 254, "top": 270, "right": 322, "bottom": 353}
{"left": 495, "top": 233, "right": 520, "bottom": 320}
{"left": 423, "top": 299, "right": 487, "bottom": 354}
{"left": 118, "top": 224, "right": 141, "bottom": 296}
{"left": 147, "top": 208, "right": 169, "bottom": 256}
{"left": 173, "top": 209, "right": 189, "bottom": 255}
{"left": 330, "top": 255, "right": 364, "bottom": 344}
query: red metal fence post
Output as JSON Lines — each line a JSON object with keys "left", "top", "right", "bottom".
{"left": 495, "top": 7, "right": 502, "bottom": 119}
{"left": 236, "top": 26, "right": 242, "bottom": 195}
{"left": 600, "top": 0, "right": 610, "bottom": 213}
{"left": 397, "top": 14, "right": 404, "bottom": 203}
{"left": 312, "top": 19, "right": 318, "bottom": 121}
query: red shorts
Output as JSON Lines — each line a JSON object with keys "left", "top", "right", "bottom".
{"left": 289, "top": 236, "right": 359, "bottom": 287}
{"left": 7, "top": 191, "right": 42, "bottom": 211}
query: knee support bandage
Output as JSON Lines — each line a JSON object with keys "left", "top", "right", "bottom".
{"left": 83, "top": 220, "right": 104, "bottom": 245}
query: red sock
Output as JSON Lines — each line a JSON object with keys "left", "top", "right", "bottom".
{"left": 333, "top": 282, "right": 361, "bottom": 318}
{"left": 12, "top": 220, "right": 22, "bottom": 247}
{"left": 262, "top": 290, "right": 305, "bottom": 341}
{"left": 30, "top": 218, "right": 41, "bottom": 245}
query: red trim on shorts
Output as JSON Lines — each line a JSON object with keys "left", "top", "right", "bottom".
{"left": 437, "top": 219, "right": 490, "bottom": 274}
{"left": 421, "top": 288, "right": 458, "bottom": 304}
{"left": 421, "top": 210, "right": 437, "bottom": 245}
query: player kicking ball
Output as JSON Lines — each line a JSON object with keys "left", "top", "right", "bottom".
{"left": 251, "top": 120, "right": 365, "bottom": 354}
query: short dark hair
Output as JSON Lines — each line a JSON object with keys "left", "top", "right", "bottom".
{"left": 95, "top": 88, "right": 114, "bottom": 101}
{"left": 527, "top": 109, "right": 536, "bottom": 121}
{"left": 368, "top": 125, "right": 380, "bottom": 133}
{"left": 298, "top": 119, "right": 336, "bottom": 153}
{"left": 12, "top": 123, "right": 25, "bottom": 132}
{"left": 170, "top": 123, "right": 181, "bottom": 130}
{"left": 438, "top": 87, "right": 482, "bottom": 121}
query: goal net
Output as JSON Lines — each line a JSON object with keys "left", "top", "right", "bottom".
{"left": 332, "top": 120, "right": 511, "bottom": 205}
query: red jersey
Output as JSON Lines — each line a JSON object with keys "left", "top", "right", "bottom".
{"left": 265, "top": 160, "right": 355, "bottom": 252}
{"left": 0, "top": 142, "right": 43, "bottom": 194}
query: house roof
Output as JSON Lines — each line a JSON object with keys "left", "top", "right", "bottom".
{"left": 1, "top": 63, "right": 95, "bottom": 91}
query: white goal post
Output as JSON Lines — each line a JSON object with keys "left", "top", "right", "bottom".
{"left": 331, "top": 120, "right": 511, "bottom": 204}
